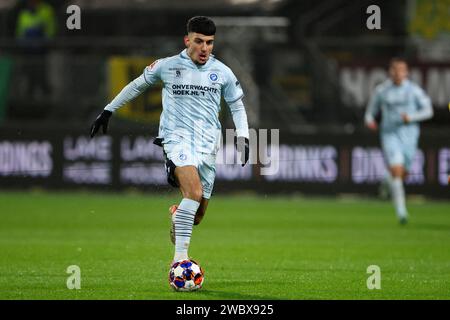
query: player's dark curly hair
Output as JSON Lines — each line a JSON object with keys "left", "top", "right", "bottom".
{"left": 186, "top": 16, "right": 216, "bottom": 36}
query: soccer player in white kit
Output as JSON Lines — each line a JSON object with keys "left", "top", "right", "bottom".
{"left": 90, "top": 16, "right": 250, "bottom": 263}
{"left": 365, "top": 58, "right": 433, "bottom": 224}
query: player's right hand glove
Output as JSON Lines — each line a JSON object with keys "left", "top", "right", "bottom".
{"left": 90, "top": 110, "right": 112, "bottom": 138}
{"left": 235, "top": 136, "right": 249, "bottom": 167}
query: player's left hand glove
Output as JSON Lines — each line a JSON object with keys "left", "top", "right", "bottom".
{"left": 235, "top": 136, "right": 249, "bottom": 167}
{"left": 90, "top": 110, "right": 112, "bottom": 138}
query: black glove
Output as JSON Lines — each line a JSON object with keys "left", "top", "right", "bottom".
{"left": 90, "top": 110, "right": 112, "bottom": 138}
{"left": 235, "top": 136, "right": 249, "bottom": 167}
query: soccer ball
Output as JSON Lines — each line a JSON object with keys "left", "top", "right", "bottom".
{"left": 169, "top": 259, "right": 204, "bottom": 291}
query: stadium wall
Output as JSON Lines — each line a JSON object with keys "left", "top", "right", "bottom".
{"left": 0, "top": 126, "right": 448, "bottom": 198}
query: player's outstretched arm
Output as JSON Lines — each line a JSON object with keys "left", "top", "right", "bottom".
{"left": 90, "top": 109, "right": 112, "bottom": 137}
{"left": 89, "top": 74, "right": 151, "bottom": 138}
{"left": 364, "top": 89, "right": 381, "bottom": 131}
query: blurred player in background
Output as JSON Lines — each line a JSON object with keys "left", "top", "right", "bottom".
{"left": 15, "top": 0, "right": 56, "bottom": 101}
{"left": 365, "top": 57, "right": 433, "bottom": 224}
{"left": 90, "top": 16, "right": 249, "bottom": 264}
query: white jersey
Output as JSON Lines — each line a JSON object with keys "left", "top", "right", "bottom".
{"left": 364, "top": 79, "right": 433, "bottom": 135}
{"left": 105, "top": 49, "right": 249, "bottom": 154}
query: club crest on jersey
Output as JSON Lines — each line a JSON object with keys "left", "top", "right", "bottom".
{"left": 179, "top": 153, "right": 187, "bottom": 161}
{"left": 208, "top": 72, "right": 218, "bottom": 82}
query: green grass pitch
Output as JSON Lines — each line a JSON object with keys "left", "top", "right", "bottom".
{"left": 0, "top": 191, "right": 449, "bottom": 300}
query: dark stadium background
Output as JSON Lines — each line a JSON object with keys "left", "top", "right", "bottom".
{"left": 0, "top": 0, "right": 448, "bottom": 198}
{"left": 0, "top": 0, "right": 449, "bottom": 302}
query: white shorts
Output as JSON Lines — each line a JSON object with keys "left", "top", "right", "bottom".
{"left": 162, "top": 139, "right": 216, "bottom": 199}
{"left": 381, "top": 130, "right": 418, "bottom": 172}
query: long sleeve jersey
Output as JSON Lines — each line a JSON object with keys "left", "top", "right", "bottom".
{"left": 365, "top": 79, "right": 433, "bottom": 135}
{"left": 105, "top": 49, "right": 249, "bottom": 154}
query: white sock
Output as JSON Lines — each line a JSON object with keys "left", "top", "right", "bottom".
{"left": 390, "top": 177, "right": 408, "bottom": 218}
{"left": 379, "top": 171, "right": 393, "bottom": 197}
{"left": 383, "top": 171, "right": 393, "bottom": 186}
{"left": 173, "top": 198, "right": 200, "bottom": 262}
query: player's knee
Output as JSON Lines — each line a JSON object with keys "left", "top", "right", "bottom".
{"left": 185, "top": 187, "right": 203, "bottom": 203}
{"left": 193, "top": 188, "right": 203, "bottom": 202}
{"left": 390, "top": 167, "right": 404, "bottom": 179}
